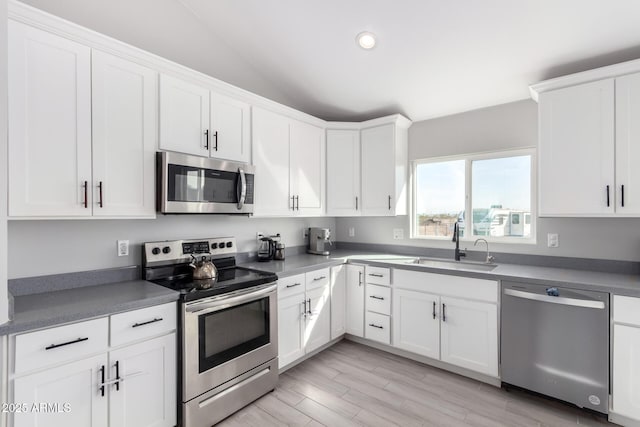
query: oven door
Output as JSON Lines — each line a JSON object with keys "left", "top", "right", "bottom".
{"left": 158, "top": 151, "right": 255, "bottom": 214}
{"left": 182, "top": 283, "right": 277, "bottom": 401}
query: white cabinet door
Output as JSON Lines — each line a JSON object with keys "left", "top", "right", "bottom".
{"left": 326, "top": 129, "right": 360, "bottom": 216}
{"left": 304, "top": 284, "right": 331, "bottom": 353}
{"left": 159, "top": 74, "right": 210, "bottom": 157}
{"left": 8, "top": 20, "right": 92, "bottom": 217}
{"left": 361, "top": 124, "right": 396, "bottom": 216}
{"left": 278, "top": 293, "right": 305, "bottom": 368}
{"left": 91, "top": 51, "right": 157, "bottom": 217}
{"left": 613, "top": 324, "right": 640, "bottom": 420}
{"left": 345, "top": 265, "right": 365, "bottom": 337}
{"left": 290, "top": 120, "right": 325, "bottom": 215}
{"left": 393, "top": 289, "right": 440, "bottom": 360}
{"left": 210, "top": 92, "right": 250, "bottom": 163}
{"left": 330, "top": 265, "right": 347, "bottom": 339}
{"left": 538, "top": 79, "right": 615, "bottom": 216}
{"left": 13, "top": 354, "right": 108, "bottom": 427}
{"left": 440, "top": 296, "right": 498, "bottom": 377}
{"left": 616, "top": 72, "right": 640, "bottom": 215}
{"left": 252, "top": 107, "right": 292, "bottom": 216}
{"left": 109, "top": 334, "right": 176, "bottom": 427}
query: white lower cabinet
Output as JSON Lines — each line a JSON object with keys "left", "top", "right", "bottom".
{"left": 345, "top": 264, "right": 365, "bottom": 337}
{"left": 278, "top": 268, "right": 331, "bottom": 369}
{"left": 392, "top": 269, "right": 499, "bottom": 377}
{"left": 330, "top": 265, "right": 347, "bottom": 339}
{"left": 393, "top": 289, "right": 440, "bottom": 360}
{"left": 13, "top": 354, "right": 108, "bottom": 427}
{"left": 11, "top": 303, "right": 177, "bottom": 427}
{"left": 612, "top": 295, "right": 640, "bottom": 424}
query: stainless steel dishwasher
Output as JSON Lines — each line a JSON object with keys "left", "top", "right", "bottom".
{"left": 501, "top": 281, "right": 609, "bottom": 414}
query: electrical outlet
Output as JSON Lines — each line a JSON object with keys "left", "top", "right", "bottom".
{"left": 303, "top": 228, "right": 308, "bottom": 239}
{"left": 393, "top": 228, "right": 404, "bottom": 240}
{"left": 547, "top": 233, "right": 559, "bottom": 248}
{"left": 256, "top": 232, "right": 264, "bottom": 241}
{"left": 348, "top": 227, "right": 355, "bottom": 237}
{"left": 117, "top": 240, "right": 129, "bottom": 257}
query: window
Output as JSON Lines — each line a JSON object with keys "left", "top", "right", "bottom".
{"left": 412, "top": 150, "right": 535, "bottom": 242}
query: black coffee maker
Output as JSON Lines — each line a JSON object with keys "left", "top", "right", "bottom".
{"left": 257, "top": 237, "right": 276, "bottom": 261}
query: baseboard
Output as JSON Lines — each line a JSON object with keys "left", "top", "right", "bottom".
{"left": 609, "top": 411, "right": 640, "bottom": 427}
{"left": 344, "top": 334, "right": 502, "bottom": 387}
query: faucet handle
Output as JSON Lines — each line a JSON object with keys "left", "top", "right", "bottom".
{"left": 486, "top": 255, "right": 495, "bottom": 264}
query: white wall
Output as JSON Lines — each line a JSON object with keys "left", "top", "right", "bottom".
{"left": 0, "top": 0, "right": 9, "bottom": 324}
{"left": 8, "top": 216, "right": 335, "bottom": 279}
{"left": 18, "top": 0, "right": 295, "bottom": 109}
{"left": 336, "top": 100, "right": 640, "bottom": 262}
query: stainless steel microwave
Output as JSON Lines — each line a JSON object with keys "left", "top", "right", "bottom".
{"left": 157, "top": 152, "right": 255, "bottom": 214}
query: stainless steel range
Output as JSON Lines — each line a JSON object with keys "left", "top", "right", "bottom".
{"left": 143, "top": 237, "right": 278, "bottom": 427}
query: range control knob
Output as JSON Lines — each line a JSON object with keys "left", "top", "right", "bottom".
{"left": 226, "top": 241, "right": 233, "bottom": 248}
{"left": 151, "top": 247, "right": 161, "bottom": 255}
{"left": 211, "top": 243, "right": 218, "bottom": 250}
{"left": 162, "top": 246, "right": 171, "bottom": 254}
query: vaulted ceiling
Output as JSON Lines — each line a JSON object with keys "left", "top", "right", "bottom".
{"left": 20, "top": 0, "right": 640, "bottom": 122}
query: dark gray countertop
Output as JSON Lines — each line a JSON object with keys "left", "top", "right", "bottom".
{"left": 241, "top": 251, "right": 640, "bottom": 297}
{"left": 0, "top": 280, "right": 179, "bottom": 335}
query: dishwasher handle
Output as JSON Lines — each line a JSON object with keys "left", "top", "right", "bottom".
{"left": 504, "top": 288, "right": 605, "bottom": 309}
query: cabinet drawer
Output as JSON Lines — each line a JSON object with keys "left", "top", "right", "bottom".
{"left": 110, "top": 302, "right": 176, "bottom": 347}
{"left": 365, "top": 311, "right": 390, "bottom": 345}
{"left": 613, "top": 295, "right": 640, "bottom": 326}
{"left": 394, "top": 269, "right": 498, "bottom": 303}
{"left": 306, "top": 268, "right": 330, "bottom": 291}
{"left": 278, "top": 274, "right": 306, "bottom": 298}
{"left": 14, "top": 317, "right": 108, "bottom": 375}
{"left": 366, "top": 284, "right": 391, "bottom": 315}
{"left": 365, "top": 266, "right": 390, "bottom": 286}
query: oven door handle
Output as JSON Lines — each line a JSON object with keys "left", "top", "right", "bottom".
{"left": 186, "top": 283, "right": 276, "bottom": 314}
{"left": 237, "top": 168, "right": 246, "bottom": 210}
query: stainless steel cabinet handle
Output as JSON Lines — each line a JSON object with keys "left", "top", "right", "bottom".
{"left": 369, "top": 295, "right": 384, "bottom": 300}
{"left": 368, "top": 323, "right": 383, "bottom": 329}
{"left": 302, "top": 300, "right": 307, "bottom": 317}
{"left": 504, "top": 288, "right": 605, "bottom": 309}
{"left": 307, "top": 298, "right": 311, "bottom": 315}
{"left": 313, "top": 276, "right": 326, "bottom": 281}
{"left": 99, "top": 365, "right": 105, "bottom": 397}
{"left": 213, "top": 131, "right": 218, "bottom": 151}
{"left": 432, "top": 301, "right": 436, "bottom": 320}
{"left": 114, "top": 360, "right": 120, "bottom": 391}
{"left": 98, "top": 181, "right": 104, "bottom": 208}
{"left": 295, "top": 195, "right": 300, "bottom": 211}
{"left": 132, "top": 317, "right": 163, "bottom": 328}
{"left": 286, "top": 283, "right": 302, "bottom": 288}
{"left": 388, "top": 195, "right": 392, "bottom": 210}
{"left": 442, "top": 303, "right": 446, "bottom": 322}
{"left": 291, "top": 196, "right": 295, "bottom": 210}
{"left": 46, "top": 337, "right": 89, "bottom": 350}
{"left": 368, "top": 273, "right": 384, "bottom": 278}
{"left": 355, "top": 196, "right": 358, "bottom": 210}
{"left": 83, "top": 181, "right": 88, "bottom": 208}
{"left": 358, "top": 271, "right": 362, "bottom": 286}
{"left": 204, "top": 129, "right": 210, "bottom": 150}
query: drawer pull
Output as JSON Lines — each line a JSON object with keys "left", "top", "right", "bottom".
{"left": 45, "top": 337, "right": 89, "bottom": 350}
{"left": 432, "top": 301, "right": 436, "bottom": 320}
{"left": 313, "top": 276, "right": 326, "bottom": 281}
{"left": 368, "top": 273, "right": 384, "bottom": 278}
{"left": 369, "top": 295, "right": 385, "bottom": 300}
{"left": 99, "top": 365, "right": 105, "bottom": 397}
{"left": 114, "top": 360, "right": 121, "bottom": 391}
{"left": 132, "top": 317, "right": 163, "bottom": 328}
{"left": 286, "top": 283, "right": 302, "bottom": 288}
{"left": 368, "top": 323, "right": 384, "bottom": 329}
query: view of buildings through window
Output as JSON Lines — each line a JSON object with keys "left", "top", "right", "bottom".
{"left": 414, "top": 153, "right": 532, "bottom": 240}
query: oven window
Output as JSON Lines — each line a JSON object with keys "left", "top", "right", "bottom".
{"left": 168, "top": 164, "right": 239, "bottom": 203}
{"left": 198, "top": 297, "right": 270, "bottom": 372}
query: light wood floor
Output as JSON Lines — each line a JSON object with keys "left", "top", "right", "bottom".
{"left": 218, "top": 340, "right": 613, "bottom": 427}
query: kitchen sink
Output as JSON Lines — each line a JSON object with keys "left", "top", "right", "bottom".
{"left": 407, "top": 258, "right": 498, "bottom": 272}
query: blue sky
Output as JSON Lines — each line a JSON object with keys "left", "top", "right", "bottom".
{"left": 416, "top": 155, "right": 531, "bottom": 215}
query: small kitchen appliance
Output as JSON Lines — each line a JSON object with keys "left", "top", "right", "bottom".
{"left": 307, "top": 227, "right": 332, "bottom": 255}
{"left": 274, "top": 242, "right": 285, "bottom": 260}
{"left": 143, "top": 237, "right": 278, "bottom": 427}
{"left": 257, "top": 237, "right": 276, "bottom": 261}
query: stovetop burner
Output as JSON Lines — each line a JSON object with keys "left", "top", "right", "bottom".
{"left": 142, "top": 237, "right": 277, "bottom": 302}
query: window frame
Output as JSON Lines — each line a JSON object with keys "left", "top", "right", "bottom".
{"left": 410, "top": 148, "right": 537, "bottom": 244}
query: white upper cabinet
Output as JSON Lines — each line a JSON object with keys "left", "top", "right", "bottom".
{"left": 252, "top": 107, "right": 325, "bottom": 217}
{"left": 326, "top": 129, "right": 361, "bottom": 216}
{"left": 290, "top": 120, "right": 325, "bottom": 216}
{"left": 8, "top": 20, "right": 92, "bottom": 217}
{"left": 615, "top": 72, "right": 640, "bottom": 215}
{"left": 210, "top": 92, "right": 251, "bottom": 163}
{"left": 159, "top": 74, "right": 210, "bottom": 157}
{"left": 538, "top": 79, "right": 615, "bottom": 216}
{"left": 159, "top": 74, "right": 250, "bottom": 163}
{"left": 361, "top": 121, "right": 409, "bottom": 216}
{"left": 92, "top": 51, "right": 157, "bottom": 217}
{"left": 252, "top": 107, "right": 291, "bottom": 216}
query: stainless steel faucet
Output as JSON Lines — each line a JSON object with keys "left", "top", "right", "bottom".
{"left": 474, "top": 238, "right": 495, "bottom": 264}
{"left": 452, "top": 221, "right": 466, "bottom": 261}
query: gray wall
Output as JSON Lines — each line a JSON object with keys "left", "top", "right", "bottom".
{"left": 336, "top": 100, "right": 640, "bottom": 262}
{"left": 8, "top": 216, "right": 335, "bottom": 279}
{"left": 19, "top": 0, "right": 294, "bottom": 109}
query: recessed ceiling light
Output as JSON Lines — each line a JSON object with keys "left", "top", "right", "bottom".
{"left": 356, "top": 31, "right": 376, "bottom": 50}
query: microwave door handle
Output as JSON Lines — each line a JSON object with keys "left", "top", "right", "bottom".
{"left": 237, "top": 168, "right": 247, "bottom": 210}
